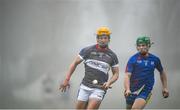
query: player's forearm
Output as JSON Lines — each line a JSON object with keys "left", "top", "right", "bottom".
{"left": 124, "top": 73, "right": 131, "bottom": 91}
{"left": 108, "top": 67, "right": 119, "bottom": 85}
{"left": 160, "top": 71, "right": 168, "bottom": 89}
{"left": 108, "top": 72, "right": 119, "bottom": 85}
{"left": 65, "top": 62, "right": 77, "bottom": 81}
{"left": 65, "top": 56, "right": 82, "bottom": 81}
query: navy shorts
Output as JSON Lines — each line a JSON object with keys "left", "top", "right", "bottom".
{"left": 125, "top": 88, "right": 152, "bottom": 105}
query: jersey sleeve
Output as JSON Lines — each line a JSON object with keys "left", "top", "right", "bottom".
{"left": 156, "top": 57, "right": 164, "bottom": 73}
{"left": 111, "top": 54, "right": 119, "bottom": 67}
{"left": 125, "top": 57, "right": 134, "bottom": 74}
{"left": 78, "top": 47, "right": 89, "bottom": 60}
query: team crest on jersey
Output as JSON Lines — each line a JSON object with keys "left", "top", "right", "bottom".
{"left": 151, "top": 61, "right": 155, "bottom": 65}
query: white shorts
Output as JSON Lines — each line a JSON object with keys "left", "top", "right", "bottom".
{"left": 77, "top": 84, "right": 106, "bottom": 102}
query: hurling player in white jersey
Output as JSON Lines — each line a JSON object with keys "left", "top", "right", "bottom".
{"left": 59, "top": 26, "right": 119, "bottom": 109}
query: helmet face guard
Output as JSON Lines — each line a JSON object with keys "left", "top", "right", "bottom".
{"left": 96, "top": 35, "right": 110, "bottom": 48}
{"left": 98, "top": 41, "right": 109, "bottom": 48}
{"left": 96, "top": 26, "right": 111, "bottom": 48}
{"left": 136, "top": 44, "right": 149, "bottom": 55}
{"left": 136, "top": 36, "right": 152, "bottom": 55}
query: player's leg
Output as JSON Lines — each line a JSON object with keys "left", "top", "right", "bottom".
{"left": 131, "top": 90, "right": 152, "bottom": 110}
{"left": 125, "top": 94, "right": 136, "bottom": 110}
{"left": 86, "top": 98, "right": 102, "bottom": 109}
{"left": 126, "top": 104, "right": 133, "bottom": 109}
{"left": 131, "top": 98, "right": 146, "bottom": 110}
{"left": 86, "top": 88, "right": 105, "bottom": 109}
{"left": 76, "top": 85, "right": 91, "bottom": 109}
{"left": 76, "top": 100, "right": 88, "bottom": 109}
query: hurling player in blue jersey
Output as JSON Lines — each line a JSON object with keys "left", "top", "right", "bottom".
{"left": 124, "top": 36, "right": 169, "bottom": 109}
{"left": 59, "top": 26, "right": 119, "bottom": 109}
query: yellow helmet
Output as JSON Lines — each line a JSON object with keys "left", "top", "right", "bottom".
{"left": 96, "top": 26, "right": 111, "bottom": 36}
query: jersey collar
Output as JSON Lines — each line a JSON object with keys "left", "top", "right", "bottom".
{"left": 96, "top": 44, "right": 109, "bottom": 51}
{"left": 138, "top": 52, "right": 150, "bottom": 59}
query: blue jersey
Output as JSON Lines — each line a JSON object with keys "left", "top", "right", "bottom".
{"left": 125, "top": 52, "right": 163, "bottom": 92}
